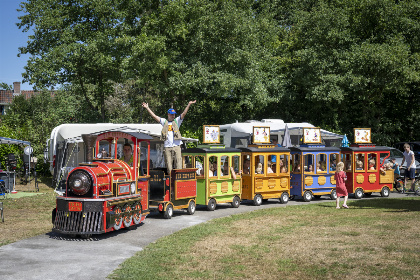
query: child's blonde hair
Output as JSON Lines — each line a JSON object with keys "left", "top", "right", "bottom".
{"left": 336, "top": 161, "right": 344, "bottom": 172}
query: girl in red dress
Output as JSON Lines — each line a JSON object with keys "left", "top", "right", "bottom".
{"left": 335, "top": 162, "right": 349, "bottom": 209}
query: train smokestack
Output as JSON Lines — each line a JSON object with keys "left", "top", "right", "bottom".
{"left": 81, "top": 134, "right": 97, "bottom": 163}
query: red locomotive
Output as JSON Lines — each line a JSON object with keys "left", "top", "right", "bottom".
{"left": 52, "top": 131, "right": 153, "bottom": 236}
{"left": 52, "top": 130, "right": 197, "bottom": 237}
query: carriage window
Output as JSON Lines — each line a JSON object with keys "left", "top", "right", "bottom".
{"left": 209, "top": 156, "right": 218, "bottom": 177}
{"left": 292, "top": 154, "right": 301, "bottom": 173}
{"left": 280, "top": 154, "right": 288, "bottom": 173}
{"left": 341, "top": 153, "right": 352, "bottom": 171}
{"left": 329, "top": 153, "right": 338, "bottom": 171}
{"left": 195, "top": 156, "right": 204, "bottom": 177}
{"left": 304, "top": 154, "right": 314, "bottom": 173}
{"left": 268, "top": 154, "right": 276, "bottom": 174}
{"left": 98, "top": 139, "right": 113, "bottom": 159}
{"left": 255, "top": 155, "right": 264, "bottom": 175}
{"left": 316, "top": 154, "right": 327, "bottom": 173}
{"left": 183, "top": 155, "right": 193, "bottom": 169}
{"left": 221, "top": 156, "right": 229, "bottom": 177}
{"left": 355, "top": 153, "right": 365, "bottom": 172}
{"left": 242, "top": 154, "right": 251, "bottom": 175}
{"left": 232, "top": 155, "right": 240, "bottom": 174}
{"left": 139, "top": 141, "right": 149, "bottom": 175}
{"left": 368, "top": 153, "right": 377, "bottom": 171}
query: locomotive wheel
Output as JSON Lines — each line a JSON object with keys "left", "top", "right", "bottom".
{"left": 381, "top": 187, "right": 390, "bottom": 197}
{"left": 187, "top": 200, "right": 196, "bottom": 215}
{"left": 303, "top": 191, "right": 312, "bottom": 202}
{"left": 133, "top": 202, "right": 142, "bottom": 224}
{"left": 330, "top": 190, "right": 337, "bottom": 200}
{"left": 164, "top": 204, "right": 173, "bottom": 219}
{"left": 113, "top": 206, "right": 123, "bottom": 230}
{"left": 207, "top": 198, "right": 216, "bottom": 211}
{"left": 354, "top": 188, "right": 364, "bottom": 199}
{"left": 231, "top": 196, "right": 240, "bottom": 208}
{"left": 123, "top": 204, "right": 133, "bottom": 228}
{"left": 253, "top": 194, "right": 263, "bottom": 206}
{"left": 280, "top": 192, "right": 289, "bottom": 204}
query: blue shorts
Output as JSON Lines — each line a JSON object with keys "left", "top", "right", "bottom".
{"left": 405, "top": 168, "right": 416, "bottom": 179}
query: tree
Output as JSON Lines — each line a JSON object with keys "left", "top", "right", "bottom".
{"left": 17, "top": 0, "right": 154, "bottom": 121}
{"left": 0, "top": 82, "right": 12, "bottom": 91}
{"left": 122, "top": 0, "right": 283, "bottom": 128}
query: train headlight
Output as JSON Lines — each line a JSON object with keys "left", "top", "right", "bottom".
{"left": 130, "top": 182, "right": 136, "bottom": 194}
{"left": 68, "top": 170, "right": 92, "bottom": 196}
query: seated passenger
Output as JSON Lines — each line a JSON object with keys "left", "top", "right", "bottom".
{"left": 243, "top": 159, "right": 250, "bottom": 174}
{"left": 267, "top": 161, "right": 274, "bottom": 174}
{"left": 307, "top": 164, "right": 313, "bottom": 172}
{"left": 356, "top": 160, "right": 363, "bottom": 170}
{"left": 316, "top": 163, "right": 323, "bottom": 172}
{"left": 256, "top": 162, "right": 263, "bottom": 174}
{"left": 213, "top": 162, "right": 218, "bottom": 176}
{"left": 330, "top": 159, "right": 337, "bottom": 171}
{"left": 293, "top": 163, "right": 301, "bottom": 173}
{"left": 209, "top": 164, "right": 215, "bottom": 177}
{"left": 368, "top": 159, "right": 376, "bottom": 170}
{"left": 280, "top": 160, "right": 287, "bottom": 173}
{"left": 120, "top": 143, "right": 133, "bottom": 166}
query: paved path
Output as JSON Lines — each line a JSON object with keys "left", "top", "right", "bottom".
{"left": 0, "top": 192, "right": 413, "bottom": 280}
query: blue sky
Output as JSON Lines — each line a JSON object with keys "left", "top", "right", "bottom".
{"left": 0, "top": 0, "right": 33, "bottom": 90}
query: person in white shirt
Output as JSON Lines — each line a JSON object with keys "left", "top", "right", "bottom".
{"left": 142, "top": 100, "right": 196, "bottom": 174}
{"left": 401, "top": 143, "right": 416, "bottom": 192}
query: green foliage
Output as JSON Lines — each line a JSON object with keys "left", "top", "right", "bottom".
{"left": 0, "top": 82, "right": 12, "bottom": 90}
{"left": 13, "top": 0, "right": 420, "bottom": 153}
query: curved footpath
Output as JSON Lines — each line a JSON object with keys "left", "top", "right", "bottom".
{"left": 0, "top": 192, "right": 409, "bottom": 280}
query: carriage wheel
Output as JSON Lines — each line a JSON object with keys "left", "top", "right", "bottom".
{"left": 123, "top": 204, "right": 133, "bottom": 228}
{"left": 303, "top": 191, "right": 312, "bottom": 202}
{"left": 330, "top": 190, "right": 337, "bottom": 200}
{"left": 280, "top": 192, "right": 289, "bottom": 204}
{"left": 381, "top": 186, "right": 390, "bottom": 197}
{"left": 354, "top": 188, "right": 364, "bottom": 199}
{"left": 187, "top": 200, "right": 196, "bottom": 215}
{"left": 253, "top": 194, "right": 263, "bottom": 206}
{"left": 164, "top": 204, "right": 173, "bottom": 219}
{"left": 207, "top": 198, "right": 216, "bottom": 211}
{"left": 231, "top": 196, "right": 240, "bottom": 208}
{"left": 113, "top": 206, "right": 123, "bottom": 230}
{"left": 133, "top": 202, "right": 142, "bottom": 225}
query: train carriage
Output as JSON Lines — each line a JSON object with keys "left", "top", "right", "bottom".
{"left": 239, "top": 145, "right": 291, "bottom": 205}
{"left": 290, "top": 146, "right": 340, "bottom": 201}
{"left": 340, "top": 128, "right": 394, "bottom": 198}
{"left": 340, "top": 144, "right": 393, "bottom": 198}
{"left": 52, "top": 131, "right": 153, "bottom": 236}
{"left": 182, "top": 145, "right": 242, "bottom": 210}
{"left": 148, "top": 168, "right": 197, "bottom": 219}
{"left": 289, "top": 128, "right": 339, "bottom": 202}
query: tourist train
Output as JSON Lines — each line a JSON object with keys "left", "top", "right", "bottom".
{"left": 51, "top": 124, "right": 393, "bottom": 236}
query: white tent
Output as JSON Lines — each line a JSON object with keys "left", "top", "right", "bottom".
{"left": 220, "top": 119, "right": 343, "bottom": 148}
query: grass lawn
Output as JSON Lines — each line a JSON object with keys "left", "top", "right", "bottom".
{"left": 0, "top": 178, "right": 56, "bottom": 246}
{"left": 109, "top": 197, "right": 420, "bottom": 280}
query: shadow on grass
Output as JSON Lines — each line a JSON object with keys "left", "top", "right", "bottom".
{"left": 319, "top": 198, "right": 420, "bottom": 212}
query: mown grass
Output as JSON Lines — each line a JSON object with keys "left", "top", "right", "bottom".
{"left": 0, "top": 179, "right": 56, "bottom": 246}
{"left": 109, "top": 198, "right": 420, "bottom": 280}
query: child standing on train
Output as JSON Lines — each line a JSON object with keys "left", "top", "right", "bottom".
{"left": 335, "top": 162, "right": 349, "bottom": 209}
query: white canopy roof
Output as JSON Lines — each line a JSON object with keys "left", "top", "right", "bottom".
{"left": 49, "top": 123, "right": 198, "bottom": 143}
{"left": 220, "top": 119, "right": 343, "bottom": 147}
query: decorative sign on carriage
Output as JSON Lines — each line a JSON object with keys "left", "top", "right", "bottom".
{"left": 354, "top": 128, "right": 371, "bottom": 144}
{"left": 252, "top": 126, "right": 270, "bottom": 144}
{"left": 203, "top": 125, "right": 220, "bottom": 144}
{"left": 302, "top": 127, "right": 321, "bottom": 144}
